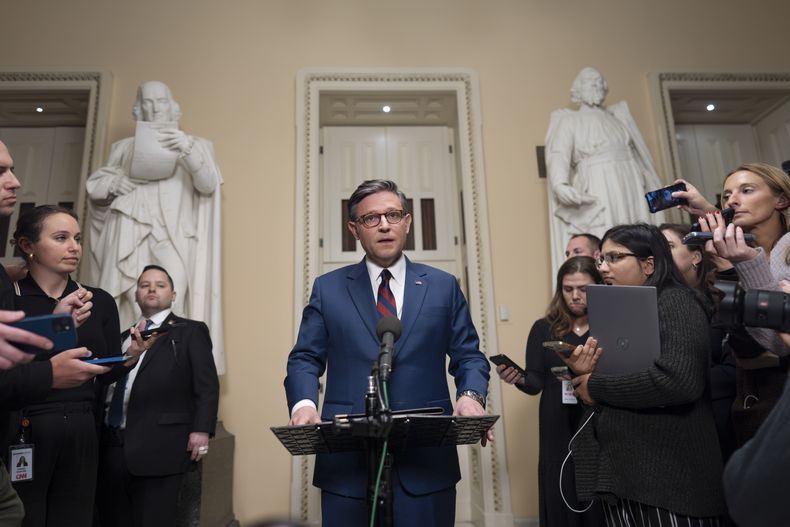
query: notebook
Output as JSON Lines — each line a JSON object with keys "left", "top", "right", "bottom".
{"left": 586, "top": 284, "right": 661, "bottom": 375}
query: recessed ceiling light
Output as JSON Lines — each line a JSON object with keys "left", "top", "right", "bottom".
{"left": 706, "top": 104, "right": 716, "bottom": 112}
{"left": 35, "top": 107, "right": 44, "bottom": 113}
{"left": 382, "top": 105, "right": 391, "bottom": 113}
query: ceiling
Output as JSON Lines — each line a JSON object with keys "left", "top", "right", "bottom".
{"left": 670, "top": 89, "right": 790, "bottom": 125}
{"left": 0, "top": 89, "right": 89, "bottom": 127}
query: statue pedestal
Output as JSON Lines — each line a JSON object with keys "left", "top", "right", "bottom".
{"left": 177, "top": 421, "right": 239, "bottom": 527}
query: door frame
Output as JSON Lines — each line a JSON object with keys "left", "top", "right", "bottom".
{"left": 292, "top": 68, "right": 512, "bottom": 526}
{"left": 648, "top": 71, "right": 790, "bottom": 184}
{"left": 0, "top": 66, "right": 113, "bottom": 279}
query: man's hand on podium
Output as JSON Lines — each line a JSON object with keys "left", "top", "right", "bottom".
{"left": 289, "top": 406, "right": 321, "bottom": 426}
{"left": 453, "top": 395, "right": 494, "bottom": 447}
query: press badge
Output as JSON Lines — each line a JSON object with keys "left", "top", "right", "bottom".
{"left": 562, "top": 380, "right": 578, "bottom": 405}
{"left": 9, "top": 445, "right": 33, "bottom": 482}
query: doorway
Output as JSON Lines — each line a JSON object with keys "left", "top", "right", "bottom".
{"left": 650, "top": 72, "right": 790, "bottom": 213}
{"left": 0, "top": 68, "right": 112, "bottom": 277}
{"left": 292, "top": 69, "right": 513, "bottom": 526}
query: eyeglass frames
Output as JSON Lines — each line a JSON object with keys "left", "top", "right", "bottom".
{"left": 596, "top": 252, "right": 639, "bottom": 267}
{"left": 354, "top": 210, "right": 407, "bottom": 228}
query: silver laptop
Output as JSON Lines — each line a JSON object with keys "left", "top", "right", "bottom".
{"left": 586, "top": 284, "right": 661, "bottom": 375}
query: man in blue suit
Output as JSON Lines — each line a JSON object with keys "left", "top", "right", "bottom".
{"left": 285, "top": 179, "right": 491, "bottom": 526}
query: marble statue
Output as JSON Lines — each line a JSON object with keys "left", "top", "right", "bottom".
{"left": 86, "top": 80, "right": 225, "bottom": 373}
{"left": 545, "top": 67, "right": 665, "bottom": 277}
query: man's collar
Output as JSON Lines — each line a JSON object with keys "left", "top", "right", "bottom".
{"left": 365, "top": 254, "right": 406, "bottom": 284}
{"left": 139, "top": 309, "right": 172, "bottom": 327}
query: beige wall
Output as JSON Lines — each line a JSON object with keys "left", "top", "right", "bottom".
{"left": 3, "top": 0, "right": 789, "bottom": 522}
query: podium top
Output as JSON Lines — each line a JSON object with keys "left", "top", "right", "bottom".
{"left": 272, "top": 414, "right": 499, "bottom": 456}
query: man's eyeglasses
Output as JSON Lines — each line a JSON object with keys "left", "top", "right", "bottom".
{"left": 596, "top": 252, "right": 639, "bottom": 267}
{"left": 355, "top": 210, "right": 407, "bottom": 228}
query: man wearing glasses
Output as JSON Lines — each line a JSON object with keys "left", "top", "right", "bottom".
{"left": 285, "top": 179, "right": 490, "bottom": 526}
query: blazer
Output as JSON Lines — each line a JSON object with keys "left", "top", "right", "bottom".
{"left": 285, "top": 258, "right": 490, "bottom": 498}
{"left": 111, "top": 313, "right": 219, "bottom": 477}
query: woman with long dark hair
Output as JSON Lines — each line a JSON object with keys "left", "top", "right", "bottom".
{"left": 497, "top": 256, "right": 604, "bottom": 526}
{"left": 565, "top": 224, "right": 725, "bottom": 525}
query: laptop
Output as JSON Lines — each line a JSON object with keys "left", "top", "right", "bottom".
{"left": 586, "top": 284, "right": 661, "bottom": 375}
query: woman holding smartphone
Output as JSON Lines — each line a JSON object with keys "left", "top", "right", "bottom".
{"left": 676, "top": 162, "right": 790, "bottom": 444}
{"left": 6, "top": 205, "right": 139, "bottom": 527}
{"left": 565, "top": 224, "right": 725, "bottom": 525}
{"left": 497, "top": 256, "right": 604, "bottom": 526}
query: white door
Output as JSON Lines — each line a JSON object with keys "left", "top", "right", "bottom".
{"left": 321, "top": 126, "right": 461, "bottom": 278}
{"left": 0, "top": 127, "right": 85, "bottom": 259}
{"left": 675, "top": 124, "right": 759, "bottom": 204}
{"left": 754, "top": 98, "right": 790, "bottom": 168}
{"left": 320, "top": 124, "right": 473, "bottom": 523}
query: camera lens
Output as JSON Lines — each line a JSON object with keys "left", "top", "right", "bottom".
{"left": 714, "top": 280, "right": 790, "bottom": 332}
{"left": 52, "top": 317, "right": 72, "bottom": 333}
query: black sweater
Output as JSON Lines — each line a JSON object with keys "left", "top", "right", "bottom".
{"left": 572, "top": 286, "right": 727, "bottom": 517}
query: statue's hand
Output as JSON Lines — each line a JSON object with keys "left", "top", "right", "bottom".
{"left": 158, "top": 128, "right": 192, "bottom": 155}
{"left": 554, "top": 184, "right": 593, "bottom": 207}
{"left": 109, "top": 176, "right": 137, "bottom": 196}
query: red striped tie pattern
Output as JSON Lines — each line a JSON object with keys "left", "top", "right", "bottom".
{"left": 376, "top": 269, "right": 397, "bottom": 318}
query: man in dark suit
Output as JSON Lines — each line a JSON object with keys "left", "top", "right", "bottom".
{"left": 285, "top": 179, "right": 491, "bottom": 526}
{"left": 96, "top": 265, "right": 219, "bottom": 527}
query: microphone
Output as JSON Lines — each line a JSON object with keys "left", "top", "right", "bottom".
{"left": 376, "top": 316, "right": 402, "bottom": 382}
{"left": 691, "top": 207, "right": 734, "bottom": 231}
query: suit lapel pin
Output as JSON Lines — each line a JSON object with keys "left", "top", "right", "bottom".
{"left": 415, "top": 280, "right": 423, "bottom": 285}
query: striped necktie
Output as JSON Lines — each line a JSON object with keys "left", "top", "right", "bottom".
{"left": 376, "top": 269, "right": 397, "bottom": 318}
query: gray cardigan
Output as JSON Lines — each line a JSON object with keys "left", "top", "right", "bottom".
{"left": 572, "top": 286, "right": 726, "bottom": 517}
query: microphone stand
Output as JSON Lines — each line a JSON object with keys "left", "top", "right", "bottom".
{"left": 336, "top": 324, "right": 398, "bottom": 526}
{"left": 356, "top": 341, "right": 395, "bottom": 526}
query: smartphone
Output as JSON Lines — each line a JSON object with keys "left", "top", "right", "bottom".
{"left": 82, "top": 355, "right": 132, "bottom": 365}
{"left": 682, "top": 231, "right": 755, "bottom": 246}
{"left": 543, "top": 340, "right": 576, "bottom": 355}
{"left": 550, "top": 366, "right": 570, "bottom": 380}
{"left": 488, "top": 354, "right": 526, "bottom": 377}
{"left": 690, "top": 207, "right": 735, "bottom": 231}
{"left": 645, "top": 182, "right": 687, "bottom": 213}
{"left": 137, "top": 322, "right": 185, "bottom": 340}
{"left": 10, "top": 313, "right": 77, "bottom": 354}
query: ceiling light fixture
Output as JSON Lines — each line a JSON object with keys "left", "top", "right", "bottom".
{"left": 706, "top": 104, "right": 715, "bottom": 112}
{"left": 35, "top": 107, "right": 44, "bottom": 113}
{"left": 382, "top": 105, "right": 391, "bottom": 113}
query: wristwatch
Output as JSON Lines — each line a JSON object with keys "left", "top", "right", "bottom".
{"left": 457, "top": 390, "right": 486, "bottom": 409}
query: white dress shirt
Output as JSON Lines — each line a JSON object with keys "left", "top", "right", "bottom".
{"left": 104, "top": 309, "right": 171, "bottom": 429}
{"left": 290, "top": 255, "right": 406, "bottom": 416}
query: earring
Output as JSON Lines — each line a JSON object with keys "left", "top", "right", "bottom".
{"left": 28, "top": 253, "right": 33, "bottom": 260}
{"left": 691, "top": 263, "right": 698, "bottom": 270}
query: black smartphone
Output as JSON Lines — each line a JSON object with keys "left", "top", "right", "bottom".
{"left": 645, "top": 182, "right": 687, "bottom": 213}
{"left": 682, "top": 231, "right": 755, "bottom": 246}
{"left": 10, "top": 313, "right": 77, "bottom": 354}
{"left": 489, "top": 354, "right": 526, "bottom": 377}
{"left": 542, "top": 340, "right": 576, "bottom": 355}
{"left": 137, "top": 322, "right": 185, "bottom": 340}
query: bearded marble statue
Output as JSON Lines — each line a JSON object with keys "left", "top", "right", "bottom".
{"left": 545, "top": 67, "right": 665, "bottom": 277}
{"left": 86, "top": 80, "right": 225, "bottom": 373}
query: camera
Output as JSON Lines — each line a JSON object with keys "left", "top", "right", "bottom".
{"left": 715, "top": 280, "right": 790, "bottom": 332}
